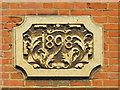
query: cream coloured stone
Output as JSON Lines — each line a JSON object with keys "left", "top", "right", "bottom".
{"left": 13, "top": 16, "right": 103, "bottom": 77}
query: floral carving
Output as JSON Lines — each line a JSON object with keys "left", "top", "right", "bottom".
{"left": 23, "top": 24, "right": 93, "bottom": 69}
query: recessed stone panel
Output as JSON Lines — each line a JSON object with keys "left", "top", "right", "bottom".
{"left": 13, "top": 16, "right": 103, "bottom": 77}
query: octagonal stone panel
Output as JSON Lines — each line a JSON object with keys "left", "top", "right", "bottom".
{"left": 13, "top": 16, "right": 103, "bottom": 77}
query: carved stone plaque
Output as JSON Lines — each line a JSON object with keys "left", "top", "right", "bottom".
{"left": 13, "top": 16, "right": 103, "bottom": 77}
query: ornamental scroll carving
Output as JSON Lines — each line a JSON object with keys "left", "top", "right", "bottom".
{"left": 23, "top": 24, "right": 93, "bottom": 69}
{"left": 13, "top": 16, "right": 103, "bottom": 77}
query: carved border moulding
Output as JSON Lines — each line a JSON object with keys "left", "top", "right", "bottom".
{"left": 13, "top": 16, "right": 103, "bottom": 77}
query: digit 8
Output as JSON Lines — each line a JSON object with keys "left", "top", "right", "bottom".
{"left": 46, "top": 35, "right": 54, "bottom": 48}
{"left": 65, "top": 35, "right": 73, "bottom": 49}
{"left": 66, "top": 35, "right": 72, "bottom": 41}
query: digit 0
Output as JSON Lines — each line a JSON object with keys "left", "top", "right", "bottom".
{"left": 54, "top": 35, "right": 63, "bottom": 46}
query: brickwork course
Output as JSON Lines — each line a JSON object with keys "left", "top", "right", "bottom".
{"left": 0, "top": 0, "right": 120, "bottom": 89}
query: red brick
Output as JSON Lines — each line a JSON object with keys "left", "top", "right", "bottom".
{"left": 104, "top": 38, "right": 119, "bottom": 44}
{"left": 35, "top": 80, "right": 50, "bottom": 86}
{"left": 0, "top": 59, "right": 1, "bottom": 64}
{"left": 3, "top": 23, "right": 16, "bottom": 30}
{"left": 55, "top": 89, "right": 76, "bottom": 90}
{"left": 9, "top": 59, "right": 12, "bottom": 64}
{"left": 2, "top": 3, "right": 9, "bottom": 9}
{"left": 2, "top": 10, "right": 26, "bottom": 15}
{"left": 2, "top": 73, "right": 9, "bottom": 79}
{"left": 70, "top": 81, "right": 91, "bottom": 86}
{"left": 59, "top": 10, "right": 69, "bottom": 15}
{"left": 9, "top": 17, "right": 22, "bottom": 23}
{"left": 10, "top": 73, "right": 23, "bottom": 79}
{"left": 0, "top": 31, "right": 9, "bottom": 36}
{"left": 104, "top": 66, "right": 119, "bottom": 72}
{"left": 104, "top": 43, "right": 108, "bottom": 51}
{"left": 0, "top": 10, "right": 1, "bottom": 15}
{"left": 109, "top": 31, "right": 119, "bottom": 37}
{"left": 4, "top": 80, "right": 24, "bottom": 86}
{"left": 1, "top": 44, "right": 10, "bottom": 50}
{"left": 51, "top": 80, "right": 69, "bottom": 86}
{"left": 103, "top": 80, "right": 118, "bottom": 86}
{"left": 71, "top": 10, "right": 91, "bottom": 15}
{"left": 4, "top": 52, "right": 12, "bottom": 58}
{"left": 104, "top": 24, "right": 118, "bottom": 30}
{"left": 0, "top": 73, "right": 2, "bottom": 78}
{"left": 1, "top": 59, "right": 10, "bottom": 64}
{"left": 0, "top": 24, "right": 2, "bottom": 29}
{"left": 26, "top": 80, "right": 36, "bottom": 86}
{"left": 91, "top": 10, "right": 103, "bottom": 16}
{"left": 43, "top": 3, "right": 53, "bottom": 9}
{"left": 92, "top": 80, "right": 102, "bottom": 86}
{"left": 75, "top": 3, "right": 86, "bottom": 9}
{"left": 93, "top": 73, "right": 108, "bottom": 79}
{"left": 93, "top": 17, "right": 107, "bottom": 23}
{"left": 0, "top": 66, "right": 2, "bottom": 72}
{"left": 104, "top": 58, "right": 109, "bottom": 65}
{"left": 0, "top": 45, "right": 2, "bottom": 51}
{"left": 87, "top": 3, "right": 107, "bottom": 9}
{"left": 109, "top": 58, "right": 118, "bottom": 65}
{"left": 2, "top": 16, "right": 10, "bottom": 22}
{"left": 26, "top": 10, "right": 36, "bottom": 15}
{"left": 104, "top": 31, "right": 109, "bottom": 37}
{"left": 108, "top": 73, "right": 118, "bottom": 79}
{"left": 3, "top": 37, "right": 12, "bottom": 43}
{"left": 0, "top": 80, "right": 2, "bottom": 86}
{"left": 26, "top": 80, "right": 49, "bottom": 86}
{"left": 0, "top": 17, "right": 2, "bottom": 23}
{"left": 109, "top": 3, "right": 119, "bottom": 9}
{"left": 9, "top": 3, "right": 20, "bottom": 9}
{"left": 0, "top": 17, "right": 1, "bottom": 23}
{"left": 108, "top": 17, "right": 118, "bottom": 23}
{"left": 54, "top": 3, "right": 74, "bottom": 9}
{"left": 104, "top": 52, "right": 119, "bottom": 58}
{"left": 75, "top": 89, "right": 86, "bottom": 90}
{"left": 21, "top": 3, "right": 43, "bottom": 9}
{"left": 0, "top": 38, "right": 2, "bottom": 44}
{"left": 38, "top": 10, "right": 58, "bottom": 15}
{"left": 2, "top": 16, "right": 22, "bottom": 23}
{"left": 102, "top": 10, "right": 118, "bottom": 16}
{"left": 41, "top": 89, "right": 52, "bottom": 90}
{"left": 0, "top": 3, "right": 1, "bottom": 8}
{"left": 109, "top": 45, "right": 118, "bottom": 51}
{"left": 0, "top": 51, "right": 3, "bottom": 57}
{"left": 3, "top": 66, "right": 15, "bottom": 72}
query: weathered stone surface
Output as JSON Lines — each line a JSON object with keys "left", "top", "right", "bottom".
{"left": 13, "top": 16, "right": 103, "bottom": 77}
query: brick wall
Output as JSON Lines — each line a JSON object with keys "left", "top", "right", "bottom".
{"left": 1, "top": 1, "right": 119, "bottom": 89}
